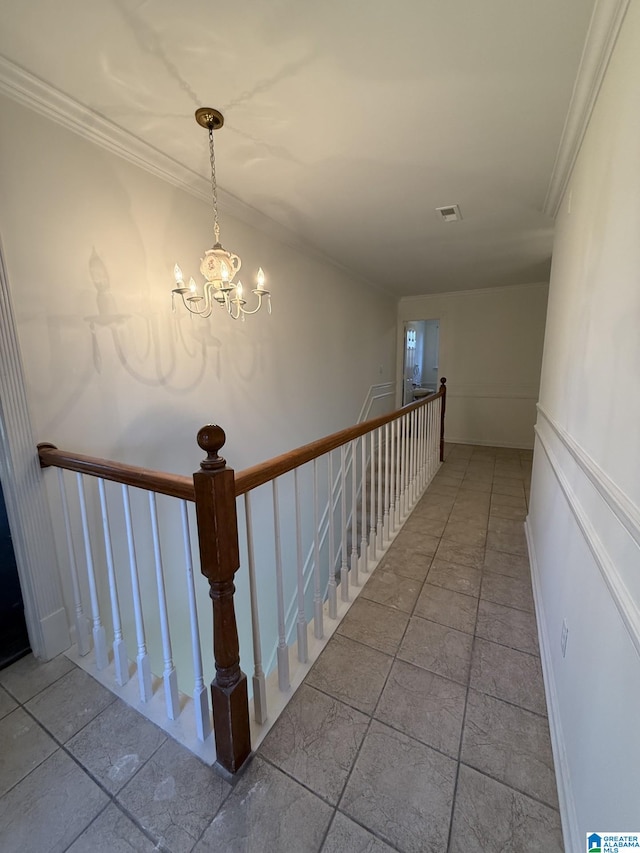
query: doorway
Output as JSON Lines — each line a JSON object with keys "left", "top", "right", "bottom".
{"left": 402, "top": 319, "right": 440, "bottom": 405}
{"left": 0, "top": 480, "right": 30, "bottom": 669}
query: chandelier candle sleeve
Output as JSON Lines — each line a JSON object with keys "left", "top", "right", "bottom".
{"left": 172, "top": 107, "right": 271, "bottom": 321}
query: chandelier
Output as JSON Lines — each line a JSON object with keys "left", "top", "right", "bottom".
{"left": 172, "top": 107, "right": 271, "bottom": 321}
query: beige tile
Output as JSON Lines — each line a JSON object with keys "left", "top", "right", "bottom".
{"left": 341, "top": 721, "right": 457, "bottom": 853}
{"left": 322, "top": 812, "right": 396, "bottom": 853}
{"left": 488, "top": 516, "right": 526, "bottom": 537}
{"left": 415, "top": 583, "right": 478, "bottom": 634}
{"left": 461, "top": 691, "right": 558, "bottom": 807}
{"left": 491, "top": 492, "right": 527, "bottom": 510}
{"left": 0, "top": 685, "right": 18, "bottom": 721}
{"left": 337, "top": 597, "right": 410, "bottom": 656}
{"left": 399, "top": 616, "right": 473, "bottom": 685}
{"left": 442, "top": 521, "right": 487, "bottom": 549}
{"left": 486, "top": 530, "right": 528, "bottom": 557}
{"left": 449, "top": 765, "right": 563, "bottom": 853}
{"left": 492, "top": 481, "right": 525, "bottom": 498}
{"left": 260, "top": 684, "right": 368, "bottom": 805}
{"left": 481, "top": 571, "right": 534, "bottom": 613}
{"left": 195, "top": 757, "right": 332, "bottom": 853}
{"left": 483, "top": 548, "right": 530, "bottom": 579}
{"left": 67, "top": 699, "right": 167, "bottom": 793}
{"left": 0, "top": 654, "right": 75, "bottom": 704}
{"left": 490, "top": 503, "right": 527, "bottom": 522}
{"left": 361, "top": 568, "right": 421, "bottom": 613}
{"left": 435, "top": 540, "right": 485, "bottom": 570}
{"left": 25, "top": 667, "right": 116, "bottom": 743}
{"left": 428, "top": 559, "right": 482, "bottom": 597}
{"left": 0, "top": 749, "right": 108, "bottom": 853}
{"left": 306, "top": 634, "right": 392, "bottom": 714}
{"left": 118, "top": 738, "right": 231, "bottom": 853}
{"left": 0, "top": 708, "right": 58, "bottom": 796}
{"left": 476, "top": 599, "right": 539, "bottom": 655}
{"left": 376, "top": 660, "right": 466, "bottom": 757}
{"left": 67, "top": 803, "right": 158, "bottom": 852}
{"left": 470, "top": 639, "right": 547, "bottom": 715}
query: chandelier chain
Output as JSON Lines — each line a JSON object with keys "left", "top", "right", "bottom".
{"left": 209, "top": 126, "right": 220, "bottom": 244}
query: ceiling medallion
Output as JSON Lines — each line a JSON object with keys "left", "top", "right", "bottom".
{"left": 172, "top": 108, "right": 271, "bottom": 321}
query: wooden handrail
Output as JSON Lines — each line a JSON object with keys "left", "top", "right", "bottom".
{"left": 234, "top": 379, "right": 446, "bottom": 496}
{"left": 37, "top": 379, "right": 447, "bottom": 502}
{"left": 37, "top": 443, "right": 195, "bottom": 502}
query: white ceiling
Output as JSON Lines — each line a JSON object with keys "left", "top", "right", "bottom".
{"left": 0, "top": 0, "right": 596, "bottom": 296}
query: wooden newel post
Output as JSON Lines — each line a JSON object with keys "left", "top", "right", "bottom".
{"left": 439, "top": 377, "right": 447, "bottom": 462}
{"left": 193, "top": 424, "right": 251, "bottom": 774}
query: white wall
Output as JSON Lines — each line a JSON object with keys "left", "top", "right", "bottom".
{"left": 0, "top": 96, "right": 397, "bottom": 474}
{"left": 528, "top": 2, "right": 640, "bottom": 846}
{"left": 0, "top": 95, "right": 397, "bottom": 669}
{"left": 398, "top": 283, "right": 548, "bottom": 448}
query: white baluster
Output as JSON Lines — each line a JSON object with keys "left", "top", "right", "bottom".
{"left": 383, "top": 423, "right": 390, "bottom": 543}
{"left": 389, "top": 419, "right": 396, "bottom": 534}
{"left": 148, "top": 492, "right": 179, "bottom": 720}
{"left": 121, "top": 485, "right": 152, "bottom": 702}
{"left": 272, "top": 479, "right": 290, "bottom": 689}
{"left": 312, "top": 459, "right": 324, "bottom": 639}
{"left": 350, "top": 439, "right": 359, "bottom": 587}
{"left": 244, "top": 492, "right": 267, "bottom": 724}
{"left": 360, "top": 434, "right": 368, "bottom": 575}
{"left": 179, "top": 501, "right": 211, "bottom": 741}
{"left": 409, "top": 409, "right": 416, "bottom": 505}
{"left": 368, "top": 431, "right": 376, "bottom": 563}
{"left": 340, "top": 445, "right": 349, "bottom": 602}
{"left": 395, "top": 416, "right": 402, "bottom": 528}
{"left": 327, "top": 452, "right": 338, "bottom": 619}
{"left": 403, "top": 411, "right": 410, "bottom": 518}
{"left": 57, "top": 469, "right": 90, "bottom": 655}
{"left": 97, "top": 478, "right": 128, "bottom": 685}
{"left": 376, "top": 426, "right": 384, "bottom": 553}
{"left": 294, "top": 468, "right": 308, "bottom": 662}
{"left": 76, "top": 474, "right": 108, "bottom": 669}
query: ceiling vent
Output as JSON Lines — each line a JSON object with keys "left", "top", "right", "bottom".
{"left": 435, "top": 204, "right": 462, "bottom": 223}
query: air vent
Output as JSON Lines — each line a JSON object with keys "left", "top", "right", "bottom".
{"left": 435, "top": 204, "right": 462, "bottom": 222}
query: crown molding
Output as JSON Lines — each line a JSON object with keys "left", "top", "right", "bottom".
{"left": 543, "top": 0, "right": 631, "bottom": 218}
{"left": 0, "top": 55, "right": 386, "bottom": 295}
{"left": 399, "top": 280, "right": 549, "bottom": 304}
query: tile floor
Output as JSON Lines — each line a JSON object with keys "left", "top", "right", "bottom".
{"left": 0, "top": 443, "right": 564, "bottom": 852}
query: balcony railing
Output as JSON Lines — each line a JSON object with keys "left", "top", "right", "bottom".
{"left": 37, "top": 378, "right": 447, "bottom": 774}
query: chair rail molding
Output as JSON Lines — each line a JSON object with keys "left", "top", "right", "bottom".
{"left": 543, "top": 0, "right": 631, "bottom": 217}
{"left": 537, "top": 405, "right": 640, "bottom": 551}
{"left": 533, "top": 416, "right": 640, "bottom": 658}
{"left": 0, "top": 237, "right": 70, "bottom": 659}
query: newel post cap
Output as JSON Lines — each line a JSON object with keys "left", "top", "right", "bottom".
{"left": 197, "top": 424, "right": 227, "bottom": 470}
{"left": 440, "top": 376, "right": 447, "bottom": 387}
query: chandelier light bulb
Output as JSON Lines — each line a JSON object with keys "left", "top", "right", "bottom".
{"left": 171, "top": 107, "right": 272, "bottom": 322}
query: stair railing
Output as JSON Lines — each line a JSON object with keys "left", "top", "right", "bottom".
{"left": 37, "top": 378, "right": 446, "bottom": 774}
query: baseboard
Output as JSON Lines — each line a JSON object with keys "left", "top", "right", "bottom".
{"left": 37, "top": 607, "right": 71, "bottom": 661}
{"left": 446, "top": 437, "right": 534, "bottom": 450}
{"left": 525, "top": 519, "right": 580, "bottom": 853}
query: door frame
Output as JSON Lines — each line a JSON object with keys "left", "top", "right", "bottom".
{"left": 0, "top": 236, "right": 70, "bottom": 660}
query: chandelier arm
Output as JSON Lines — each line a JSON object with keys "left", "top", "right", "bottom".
{"left": 181, "top": 291, "right": 213, "bottom": 319}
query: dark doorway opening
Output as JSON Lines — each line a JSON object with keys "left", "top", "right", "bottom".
{"left": 0, "top": 481, "right": 30, "bottom": 669}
